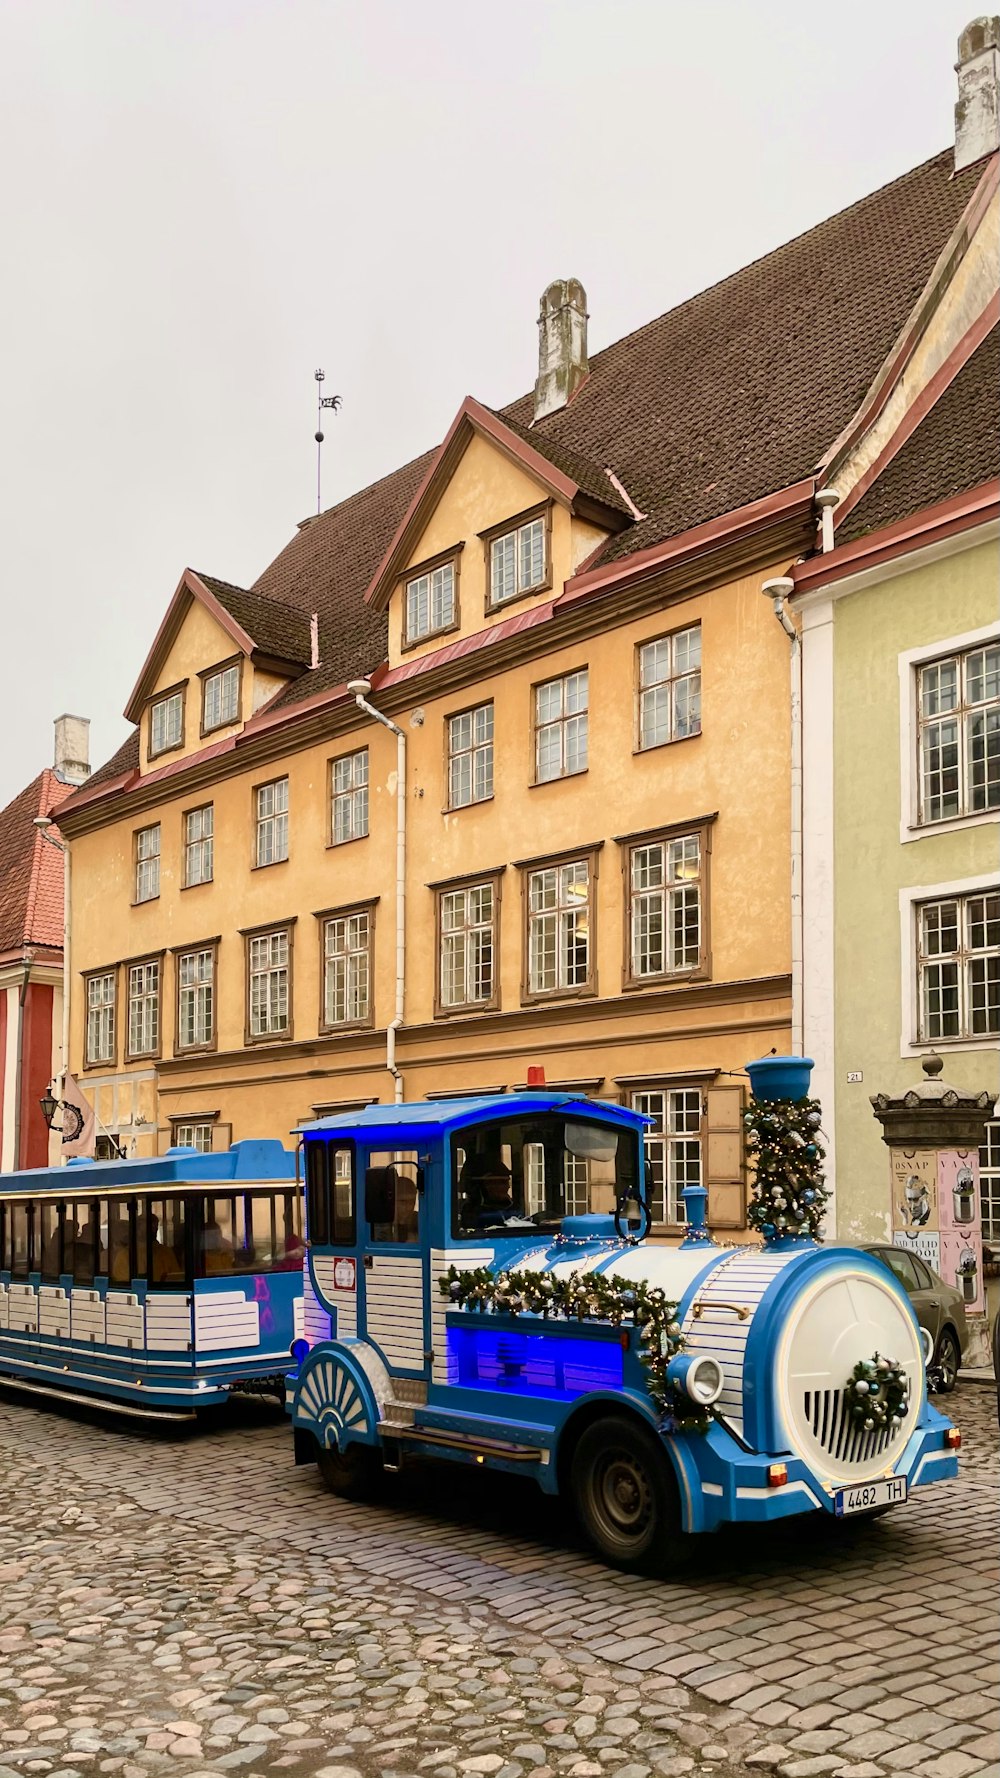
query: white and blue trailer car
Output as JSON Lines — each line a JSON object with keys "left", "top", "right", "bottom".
{"left": 288, "top": 1092, "right": 961, "bottom": 1573}
{"left": 0, "top": 1140, "right": 302, "bottom": 1418}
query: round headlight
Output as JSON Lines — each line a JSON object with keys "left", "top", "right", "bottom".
{"left": 667, "top": 1351, "right": 725, "bottom": 1406}
{"left": 919, "top": 1325, "right": 934, "bottom": 1365}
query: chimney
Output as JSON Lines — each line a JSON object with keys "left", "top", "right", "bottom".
{"left": 955, "top": 16, "right": 1000, "bottom": 171}
{"left": 54, "top": 714, "right": 91, "bottom": 786}
{"left": 533, "top": 278, "right": 589, "bottom": 422}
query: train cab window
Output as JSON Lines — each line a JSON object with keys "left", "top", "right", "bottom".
{"left": 10, "top": 1203, "right": 32, "bottom": 1279}
{"left": 451, "top": 1115, "right": 638, "bottom": 1239}
{"left": 278, "top": 1190, "right": 304, "bottom": 1268}
{"left": 38, "top": 1201, "right": 64, "bottom": 1283}
{"left": 305, "top": 1143, "right": 355, "bottom": 1248}
{"left": 367, "top": 1151, "right": 421, "bottom": 1244}
{"left": 305, "top": 1143, "right": 329, "bottom": 1246}
{"left": 108, "top": 1200, "right": 135, "bottom": 1286}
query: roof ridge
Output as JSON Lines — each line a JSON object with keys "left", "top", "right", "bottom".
{"left": 196, "top": 570, "right": 305, "bottom": 615}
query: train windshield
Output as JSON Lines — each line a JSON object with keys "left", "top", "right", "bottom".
{"left": 450, "top": 1113, "right": 639, "bottom": 1239}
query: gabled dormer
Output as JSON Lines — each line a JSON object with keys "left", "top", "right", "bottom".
{"left": 364, "top": 396, "right": 634, "bottom": 667}
{"left": 125, "top": 569, "right": 313, "bottom": 774}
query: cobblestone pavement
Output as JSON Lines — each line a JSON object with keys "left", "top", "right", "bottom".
{"left": 0, "top": 1382, "right": 996, "bottom": 1778}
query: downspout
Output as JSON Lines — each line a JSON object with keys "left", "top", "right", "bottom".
{"left": 60, "top": 840, "right": 70, "bottom": 1100}
{"left": 762, "top": 577, "right": 803, "bottom": 1056}
{"left": 347, "top": 679, "right": 406, "bottom": 1102}
{"left": 11, "top": 951, "right": 33, "bottom": 1168}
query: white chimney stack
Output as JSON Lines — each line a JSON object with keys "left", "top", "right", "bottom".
{"left": 534, "top": 278, "right": 589, "bottom": 422}
{"left": 955, "top": 16, "right": 1000, "bottom": 171}
{"left": 54, "top": 714, "right": 90, "bottom": 786}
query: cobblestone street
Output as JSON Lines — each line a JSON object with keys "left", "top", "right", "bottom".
{"left": 0, "top": 1382, "right": 996, "bottom": 1778}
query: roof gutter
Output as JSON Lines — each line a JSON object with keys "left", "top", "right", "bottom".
{"left": 762, "top": 579, "right": 803, "bottom": 1060}
{"left": 791, "top": 479, "right": 1000, "bottom": 599}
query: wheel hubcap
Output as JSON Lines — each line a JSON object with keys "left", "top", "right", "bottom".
{"left": 594, "top": 1448, "right": 652, "bottom": 1538}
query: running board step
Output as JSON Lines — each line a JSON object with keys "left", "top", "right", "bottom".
{"left": 377, "top": 1421, "right": 543, "bottom": 1462}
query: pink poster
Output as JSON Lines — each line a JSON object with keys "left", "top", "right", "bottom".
{"left": 937, "top": 1150, "right": 984, "bottom": 1314}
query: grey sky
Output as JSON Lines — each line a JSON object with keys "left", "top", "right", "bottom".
{"left": 0, "top": 0, "right": 978, "bottom": 806}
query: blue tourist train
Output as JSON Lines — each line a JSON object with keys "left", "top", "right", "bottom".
{"left": 286, "top": 1087, "right": 961, "bottom": 1573}
{"left": 0, "top": 1140, "right": 301, "bottom": 1417}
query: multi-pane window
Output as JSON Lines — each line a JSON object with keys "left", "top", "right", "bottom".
{"left": 174, "top": 1122, "right": 214, "bottom": 1153}
{"left": 255, "top": 778, "right": 289, "bottom": 867}
{"left": 127, "top": 960, "right": 160, "bottom": 1058}
{"left": 489, "top": 514, "right": 546, "bottom": 607}
{"left": 981, "top": 1121, "right": 1000, "bottom": 1243}
{"left": 135, "top": 824, "right": 161, "bottom": 903}
{"left": 177, "top": 948, "right": 214, "bottom": 1050}
{"left": 323, "top": 910, "right": 371, "bottom": 1027}
{"left": 535, "top": 669, "right": 588, "bottom": 782}
{"left": 149, "top": 690, "right": 183, "bottom": 756}
{"left": 629, "top": 833, "right": 702, "bottom": 979}
{"left": 527, "top": 859, "right": 591, "bottom": 995}
{"left": 638, "top": 625, "right": 702, "bottom": 749}
{"left": 406, "top": 560, "right": 455, "bottom": 642}
{"left": 917, "top": 891, "right": 999, "bottom": 1040}
{"left": 183, "top": 805, "right": 214, "bottom": 886}
{"left": 203, "top": 662, "right": 240, "bottom": 732}
{"left": 440, "top": 882, "right": 495, "bottom": 1009}
{"left": 918, "top": 644, "right": 1000, "bottom": 822}
{"left": 631, "top": 1088, "right": 702, "bottom": 1224}
{"left": 331, "top": 749, "right": 369, "bottom": 845}
{"left": 248, "top": 929, "right": 290, "bottom": 1038}
{"left": 86, "top": 971, "right": 116, "bottom": 1065}
{"left": 447, "top": 704, "right": 494, "bottom": 808}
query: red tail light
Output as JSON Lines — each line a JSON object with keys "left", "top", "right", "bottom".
{"left": 944, "top": 1427, "right": 961, "bottom": 1450}
{"left": 767, "top": 1462, "right": 788, "bottom": 1487}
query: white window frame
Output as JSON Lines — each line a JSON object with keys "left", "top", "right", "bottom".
{"left": 202, "top": 663, "right": 241, "bottom": 733}
{"left": 405, "top": 559, "right": 456, "bottom": 644}
{"left": 177, "top": 947, "right": 215, "bottom": 1050}
{"left": 898, "top": 623, "right": 1000, "bottom": 844}
{"left": 149, "top": 690, "right": 183, "bottom": 757}
{"left": 322, "top": 909, "right": 371, "bottom": 1028}
{"left": 85, "top": 971, "right": 116, "bottom": 1065}
{"left": 899, "top": 871, "right": 1000, "bottom": 1054}
{"left": 526, "top": 857, "right": 593, "bottom": 997}
{"left": 248, "top": 928, "right": 291, "bottom": 1038}
{"left": 255, "top": 778, "right": 289, "bottom": 867}
{"left": 173, "top": 1121, "right": 214, "bottom": 1153}
{"left": 439, "top": 881, "right": 496, "bottom": 1010}
{"left": 447, "top": 703, "right": 494, "bottom": 809}
{"left": 637, "top": 624, "right": 702, "bottom": 751}
{"left": 134, "top": 825, "right": 161, "bottom": 903}
{"left": 331, "top": 749, "right": 369, "bottom": 846}
{"left": 183, "top": 805, "right": 214, "bottom": 887}
{"left": 488, "top": 514, "right": 547, "bottom": 608}
{"left": 981, "top": 1116, "right": 1000, "bottom": 1244}
{"left": 630, "top": 1086, "right": 703, "bottom": 1225}
{"left": 534, "top": 669, "right": 589, "bottom": 783}
{"left": 127, "top": 959, "right": 160, "bottom": 1059}
{"left": 628, "top": 832, "right": 702, "bottom": 980}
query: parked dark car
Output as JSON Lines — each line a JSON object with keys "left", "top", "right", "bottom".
{"left": 861, "top": 1245, "right": 968, "bottom": 1391}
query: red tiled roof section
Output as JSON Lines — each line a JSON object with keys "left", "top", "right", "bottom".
{"left": 0, "top": 770, "right": 75, "bottom": 957}
{"left": 195, "top": 573, "right": 314, "bottom": 666}
{"left": 839, "top": 321, "right": 1000, "bottom": 542}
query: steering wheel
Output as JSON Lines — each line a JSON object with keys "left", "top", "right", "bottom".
{"left": 615, "top": 1193, "right": 651, "bottom": 1244}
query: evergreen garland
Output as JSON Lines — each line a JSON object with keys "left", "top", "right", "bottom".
{"left": 844, "top": 1353, "right": 910, "bottom": 1431}
{"left": 744, "top": 1093, "right": 830, "bottom": 1241}
{"left": 439, "top": 1265, "right": 711, "bottom": 1433}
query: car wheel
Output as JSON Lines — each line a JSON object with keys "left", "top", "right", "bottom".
{"left": 570, "top": 1414, "right": 688, "bottom": 1576}
{"left": 934, "top": 1327, "right": 961, "bottom": 1393}
{"left": 317, "top": 1440, "right": 383, "bottom": 1500}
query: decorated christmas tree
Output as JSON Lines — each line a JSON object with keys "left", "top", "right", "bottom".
{"left": 744, "top": 1056, "right": 830, "bottom": 1243}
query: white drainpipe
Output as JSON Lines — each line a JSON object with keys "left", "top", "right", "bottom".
{"left": 762, "top": 578, "right": 803, "bottom": 1056}
{"left": 815, "top": 487, "right": 840, "bottom": 554}
{"left": 347, "top": 680, "right": 406, "bottom": 1102}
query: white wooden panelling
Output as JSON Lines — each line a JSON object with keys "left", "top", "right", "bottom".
{"left": 193, "top": 1292, "right": 260, "bottom": 1353}
{"left": 70, "top": 1289, "right": 106, "bottom": 1346}
{"left": 38, "top": 1287, "right": 71, "bottom": 1340}
{"left": 292, "top": 1296, "right": 305, "bottom": 1342}
{"left": 430, "top": 1246, "right": 491, "bottom": 1384}
{"left": 365, "top": 1255, "right": 424, "bottom": 1372}
{"left": 302, "top": 1265, "right": 331, "bottom": 1346}
{"left": 682, "top": 1249, "right": 799, "bottom": 1435}
{"left": 145, "top": 1294, "right": 193, "bottom": 1352}
{"left": 312, "top": 1255, "right": 357, "bottom": 1338}
{"left": 0, "top": 1283, "right": 8, "bottom": 1330}
{"left": 106, "top": 1293, "right": 145, "bottom": 1349}
{"left": 7, "top": 1283, "right": 37, "bottom": 1335}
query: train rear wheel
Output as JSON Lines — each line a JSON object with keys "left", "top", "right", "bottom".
{"left": 317, "top": 1440, "right": 383, "bottom": 1501}
{"left": 570, "top": 1414, "right": 687, "bottom": 1576}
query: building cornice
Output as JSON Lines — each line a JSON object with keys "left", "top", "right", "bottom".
{"left": 790, "top": 483, "right": 1000, "bottom": 606}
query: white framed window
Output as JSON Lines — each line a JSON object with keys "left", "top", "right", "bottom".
{"left": 631, "top": 1087, "right": 702, "bottom": 1224}
{"left": 177, "top": 947, "right": 214, "bottom": 1050}
{"left": 203, "top": 663, "right": 241, "bottom": 732}
{"left": 127, "top": 959, "right": 160, "bottom": 1058}
{"left": 981, "top": 1120, "right": 1000, "bottom": 1243}
{"left": 405, "top": 559, "right": 455, "bottom": 643}
{"left": 149, "top": 690, "right": 183, "bottom": 757}
{"left": 628, "top": 832, "right": 702, "bottom": 980}
{"left": 534, "top": 669, "right": 588, "bottom": 782}
{"left": 489, "top": 513, "right": 546, "bottom": 607}
{"left": 638, "top": 625, "right": 701, "bottom": 750}
{"left": 526, "top": 857, "right": 592, "bottom": 996}
{"left": 322, "top": 910, "right": 371, "bottom": 1027}
{"left": 248, "top": 928, "right": 290, "bottom": 1038}
{"left": 174, "top": 1121, "right": 214, "bottom": 1153}
{"left": 85, "top": 971, "right": 116, "bottom": 1065}
{"left": 439, "top": 881, "right": 496, "bottom": 1010}
{"left": 331, "top": 749, "right": 368, "bottom": 845}
{"left": 917, "top": 643, "right": 999, "bottom": 823}
{"left": 447, "top": 703, "right": 494, "bottom": 808}
{"left": 134, "top": 824, "right": 160, "bottom": 903}
{"left": 917, "top": 890, "right": 999, "bottom": 1041}
{"left": 255, "top": 778, "right": 288, "bottom": 867}
{"left": 183, "top": 805, "right": 213, "bottom": 887}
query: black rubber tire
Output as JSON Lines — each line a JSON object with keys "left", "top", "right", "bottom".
{"left": 934, "top": 1327, "right": 961, "bottom": 1394}
{"left": 570, "top": 1414, "right": 688, "bottom": 1577}
{"left": 317, "top": 1440, "right": 383, "bottom": 1501}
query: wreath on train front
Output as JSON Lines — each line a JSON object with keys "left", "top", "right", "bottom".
{"left": 843, "top": 1353, "right": 909, "bottom": 1431}
{"left": 439, "top": 1265, "right": 711, "bottom": 1433}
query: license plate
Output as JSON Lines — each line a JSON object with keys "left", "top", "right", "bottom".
{"left": 834, "top": 1476, "right": 907, "bottom": 1516}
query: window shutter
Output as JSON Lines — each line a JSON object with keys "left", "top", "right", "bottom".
{"left": 213, "top": 1123, "right": 233, "bottom": 1153}
{"left": 705, "top": 1084, "right": 746, "bottom": 1229}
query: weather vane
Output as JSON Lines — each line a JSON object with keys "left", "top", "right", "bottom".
{"left": 314, "top": 369, "right": 342, "bottom": 514}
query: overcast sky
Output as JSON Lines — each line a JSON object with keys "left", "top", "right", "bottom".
{"left": 0, "top": 0, "right": 979, "bottom": 805}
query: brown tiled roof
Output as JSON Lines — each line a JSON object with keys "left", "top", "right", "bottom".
{"left": 195, "top": 573, "right": 313, "bottom": 666}
{"left": 488, "top": 408, "right": 635, "bottom": 517}
{"left": 82, "top": 730, "right": 140, "bottom": 793}
{"left": 839, "top": 322, "right": 1000, "bottom": 542}
{"left": 0, "top": 770, "right": 74, "bottom": 957}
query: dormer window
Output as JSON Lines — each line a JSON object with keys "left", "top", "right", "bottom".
{"left": 201, "top": 659, "right": 241, "bottom": 735}
{"left": 148, "top": 687, "right": 184, "bottom": 759}
{"left": 485, "top": 505, "right": 549, "bottom": 610}
{"left": 403, "top": 550, "right": 460, "bottom": 647}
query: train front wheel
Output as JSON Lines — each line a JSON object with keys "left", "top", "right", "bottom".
{"left": 570, "top": 1414, "right": 687, "bottom": 1577}
{"left": 317, "top": 1440, "right": 383, "bottom": 1501}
